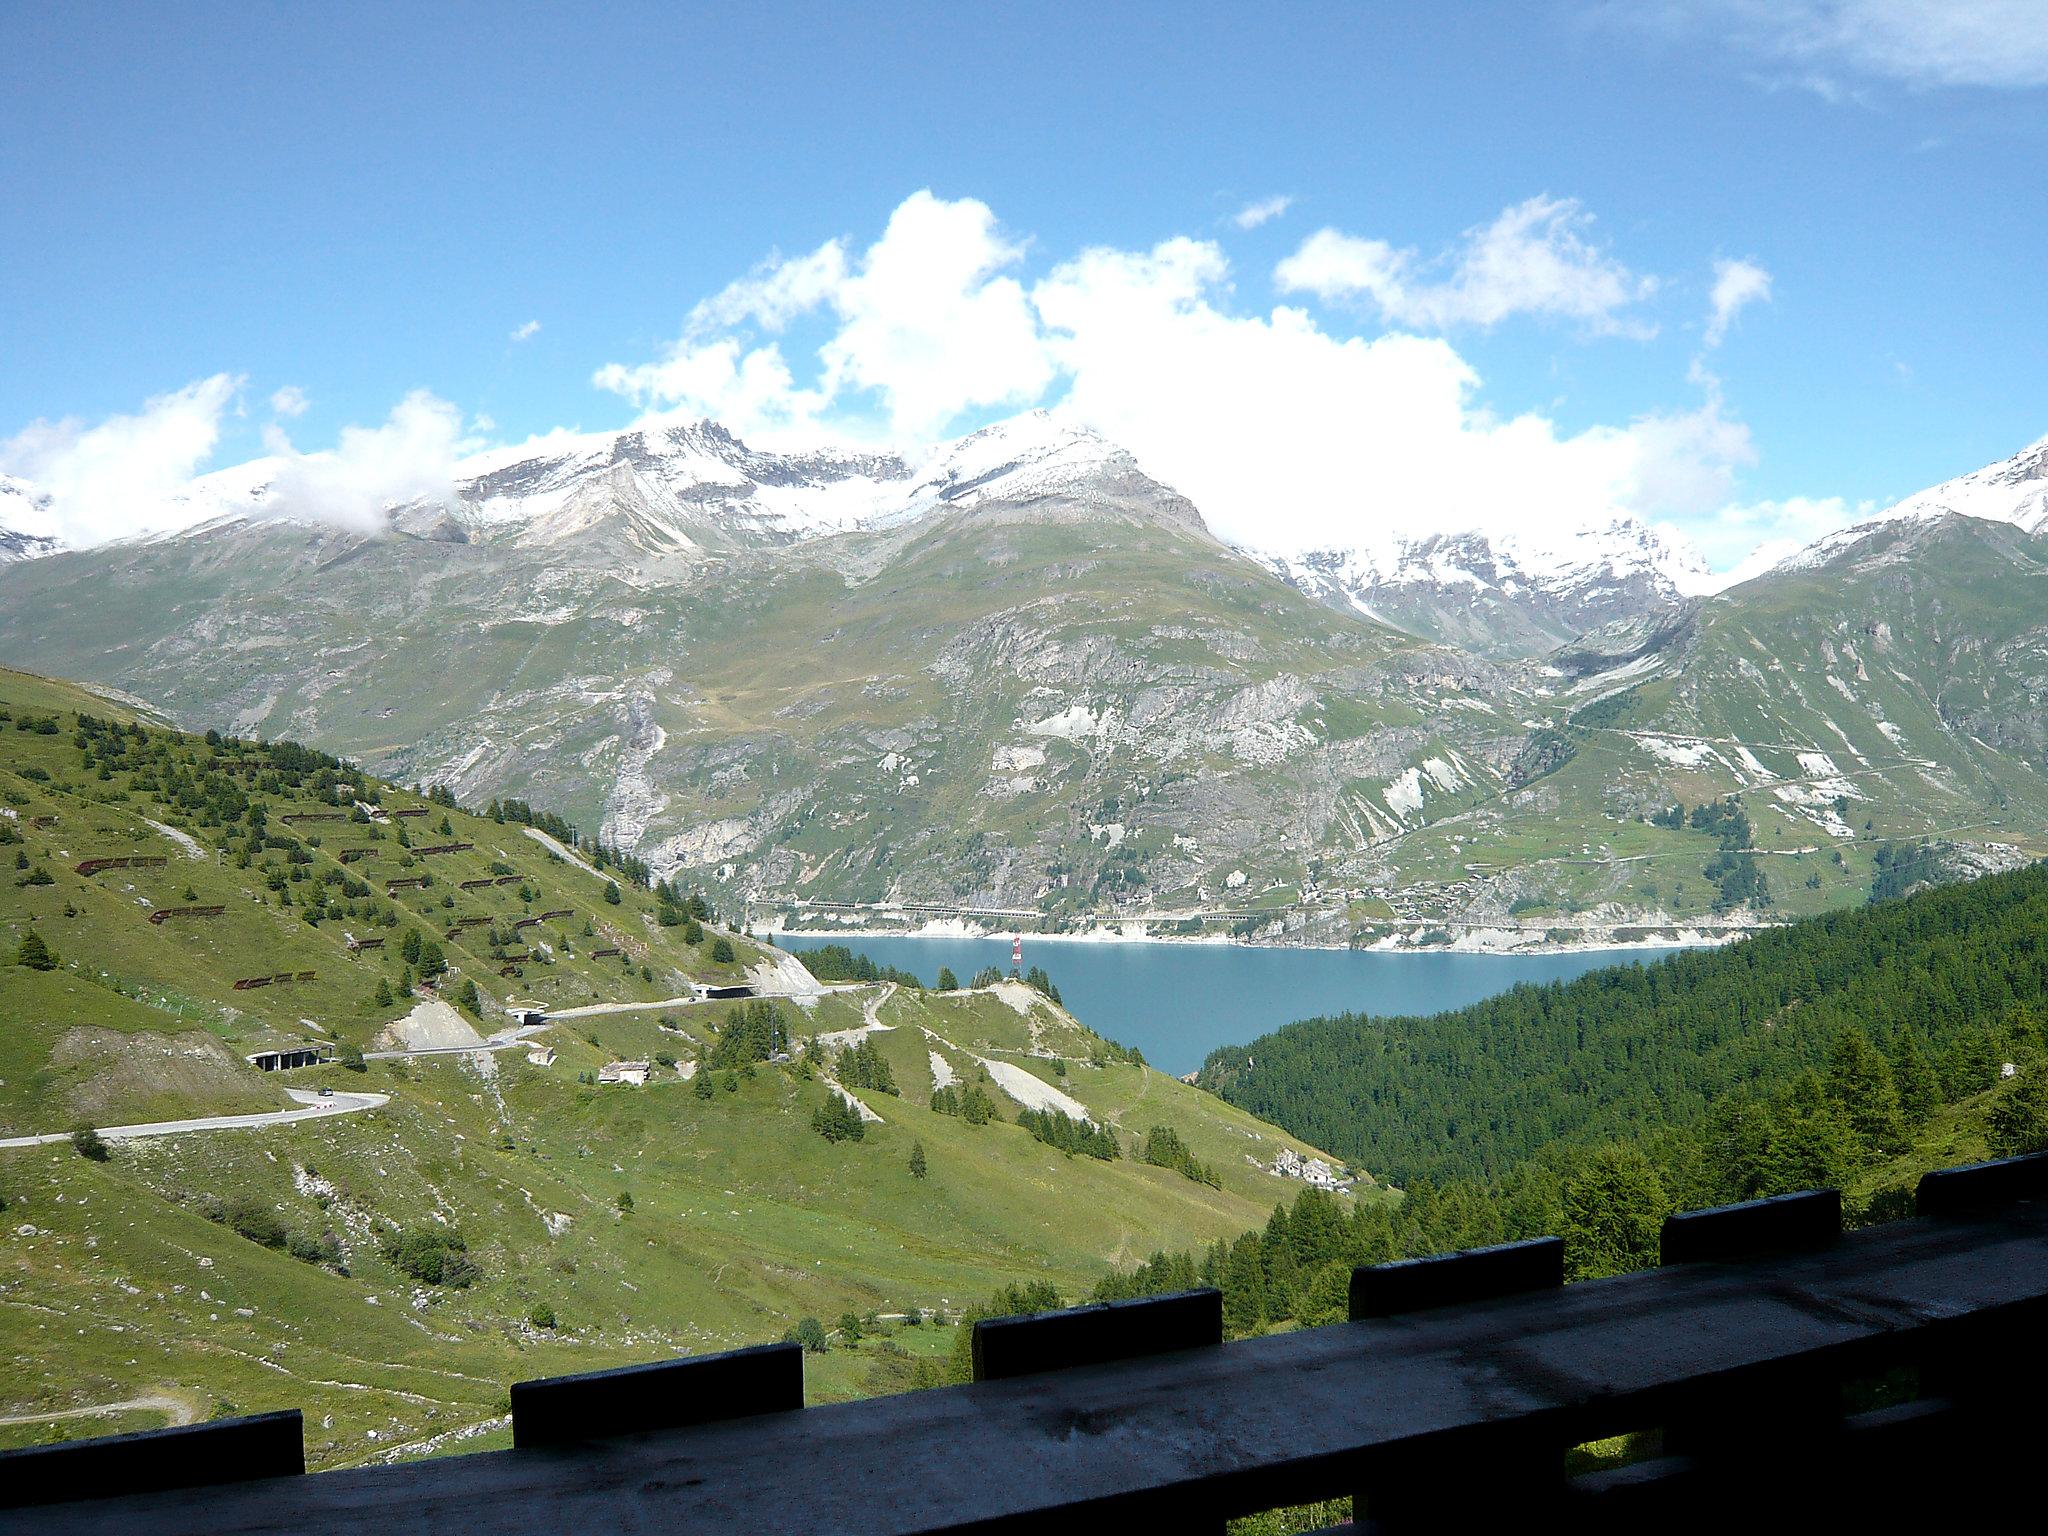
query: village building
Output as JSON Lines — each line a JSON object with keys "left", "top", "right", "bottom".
{"left": 1271, "top": 1145, "right": 1344, "bottom": 1190}
{"left": 597, "top": 1060, "right": 650, "bottom": 1086}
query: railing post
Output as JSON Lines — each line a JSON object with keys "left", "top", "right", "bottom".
{"left": 1914, "top": 1152, "right": 2048, "bottom": 1420}
{"left": 971, "top": 1290, "right": 1224, "bottom": 1531}
{"left": 1657, "top": 1190, "right": 1843, "bottom": 1469}
{"left": 510, "top": 1341, "right": 802, "bottom": 1449}
{"left": 1349, "top": 1238, "right": 1566, "bottom": 1528}
{"left": 0, "top": 1410, "right": 304, "bottom": 1510}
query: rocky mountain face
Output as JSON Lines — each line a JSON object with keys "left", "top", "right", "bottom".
{"left": 0, "top": 418, "right": 2042, "bottom": 946}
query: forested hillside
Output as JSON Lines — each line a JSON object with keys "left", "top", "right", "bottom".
{"left": 1201, "top": 862, "right": 2048, "bottom": 1185}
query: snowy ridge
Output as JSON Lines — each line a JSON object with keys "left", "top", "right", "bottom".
{"left": 1259, "top": 514, "right": 1713, "bottom": 651}
{"left": 1777, "top": 432, "right": 2048, "bottom": 573}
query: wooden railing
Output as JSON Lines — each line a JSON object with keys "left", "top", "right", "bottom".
{"left": 4, "top": 1151, "right": 2045, "bottom": 1533}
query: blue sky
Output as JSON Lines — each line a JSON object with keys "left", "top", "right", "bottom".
{"left": 3, "top": 1, "right": 2045, "bottom": 567}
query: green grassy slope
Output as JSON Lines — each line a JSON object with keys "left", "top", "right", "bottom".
{"left": 0, "top": 670, "right": 1353, "bottom": 1467}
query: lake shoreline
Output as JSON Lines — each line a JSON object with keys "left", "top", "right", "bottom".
{"left": 768, "top": 929, "right": 1696, "bottom": 1076}
{"left": 762, "top": 918, "right": 1747, "bottom": 959}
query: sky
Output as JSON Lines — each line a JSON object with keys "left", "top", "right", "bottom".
{"left": 3, "top": 1, "right": 2046, "bottom": 570}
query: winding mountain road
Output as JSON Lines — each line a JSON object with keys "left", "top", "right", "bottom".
{"left": 0, "top": 1088, "right": 389, "bottom": 1150}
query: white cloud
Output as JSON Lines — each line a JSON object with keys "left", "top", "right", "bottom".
{"left": 269, "top": 384, "right": 310, "bottom": 418}
{"left": 1274, "top": 196, "right": 1657, "bottom": 333}
{"left": 1691, "top": 495, "right": 1873, "bottom": 586}
{"left": 262, "top": 390, "right": 470, "bottom": 531}
{"left": 592, "top": 190, "right": 1761, "bottom": 564}
{"left": 511, "top": 319, "right": 542, "bottom": 342}
{"left": 1232, "top": 194, "right": 1294, "bottom": 230}
{"left": 1036, "top": 235, "right": 1742, "bottom": 561}
{"left": 1621, "top": 1, "right": 2048, "bottom": 92}
{"left": 0, "top": 374, "right": 240, "bottom": 546}
{"left": 1704, "top": 257, "right": 1772, "bottom": 346}
{"left": 595, "top": 191, "right": 1053, "bottom": 443}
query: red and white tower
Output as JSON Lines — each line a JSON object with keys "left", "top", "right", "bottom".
{"left": 1012, "top": 933, "right": 1023, "bottom": 974}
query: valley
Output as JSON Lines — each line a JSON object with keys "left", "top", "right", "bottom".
{"left": 1, "top": 417, "right": 2043, "bottom": 951}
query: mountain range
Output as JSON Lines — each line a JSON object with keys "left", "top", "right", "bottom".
{"left": 0, "top": 414, "right": 2042, "bottom": 945}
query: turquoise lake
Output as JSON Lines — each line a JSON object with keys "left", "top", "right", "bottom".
{"left": 777, "top": 934, "right": 1682, "bottom": 1077}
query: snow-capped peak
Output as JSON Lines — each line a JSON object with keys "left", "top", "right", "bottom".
{"left": 1771, "top": 430, "right": 2048, "bottom": 576}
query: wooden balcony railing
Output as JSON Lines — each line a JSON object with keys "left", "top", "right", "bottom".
{"left": 4, "top": 1150, "right": 2046, "bottom": 1534}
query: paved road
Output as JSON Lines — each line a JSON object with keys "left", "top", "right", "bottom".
{"left": 0, "top": 1088, "right": 389, "bottom": 1150}
{"left": 540, "top": 982, "right": 860, "bottom": 1021}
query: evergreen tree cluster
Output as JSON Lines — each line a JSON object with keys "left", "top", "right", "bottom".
{"left": 1017, "top": 1107, "right": 1118, "bottom": 1160}
{"left": 709, "top": 1000, "right": 788, "bottom": 1069}
{"left": 1140, "top": 1124, "right": 1222, "bottom": 1188}
{"left": 1872, "top": 840, "right": 1955, "bottom": 903}
{"left": 1022, "top": 965, "right": 1063, "bottom": 1005}
{"left": 811, "top": 1094, "right": 867, "bottom": 1142}
{"left": 929, "top": 1082, "right": 1000, "bottom": 1123}
{"left": 836, "top": 1037, "right": 899, "bottom": 1095}
{"left": 1202, "top": 862, "right": 2048, "bottom": 1187}
{"left": 793, "top": 943, "right": 923, "bottom": 987}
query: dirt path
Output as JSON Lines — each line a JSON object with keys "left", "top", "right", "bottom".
{"left": 0, "top": 1392, "right": 197, "bottom": 1430}
{"left": 815, "top": 982, "right": 898, "bottom": 1049}
{"left": 520, "top": 826, "right": 610, "bottom": 882}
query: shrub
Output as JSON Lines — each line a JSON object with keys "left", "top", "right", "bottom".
{"left": 380, "top": 1227, "right": 478, "bottom": 1288}
{"left": 223, "top": 1196, "right": 287, "bottom": 1248}
{"left": 286, "top": 1228, "right": 344, "bottom": 1270}
{"left": 69, "top": 1125, "right": 109, "bottom": 1161}
{"left": 529, "top": 1303, "right": 557, "bottom": 1330}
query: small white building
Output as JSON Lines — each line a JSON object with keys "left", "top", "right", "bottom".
{"left": 597, "top": 1060, "right": 650, "bottom": 1086}
{"left": 526, "top": 1044, "right": 556, "bottom": 1068}
{"left": 1272, "top": 1145, "right": 1344, "bottom": 1190}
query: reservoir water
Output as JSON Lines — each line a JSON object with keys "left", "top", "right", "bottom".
{"left": 777, "top": 934, "right": 1681, "bottom": 1077}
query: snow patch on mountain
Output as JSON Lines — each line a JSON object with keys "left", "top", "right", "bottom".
{"left": 1777, "top": 432, "right": 2048, "bottom": 574}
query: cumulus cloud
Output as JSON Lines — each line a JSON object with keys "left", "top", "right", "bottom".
{"left": 1232, "top": 194, "right": 1294, "bottom": 229}
{"left": 1617, "top": 1, "right": 2048, "bottom": 92}
{"left": 261, "top": 390, "right": 470, "bottom": 531}
{"left": 595, "top": 192, "right": 1054, "bottom": 443}
{"left": 269, "top": 384, "right": 310, "bottom": 418}
{"left": 1704, "top": 257, "right": 1772, "bottom": 346}
{"left": 590, "top": 190, "right": 1772, "bottom": 564}
{"left": 1037, "top": 236, "right": 1744, "bottom": 560}
{"left": 1274, "top": 196, "right": 1657, "bottom": 334}
{"left": 510, "top": 319, "right": 542, "bottom": 342}
{"left": 0, "top": 373, "right": 240, "bottom": 546}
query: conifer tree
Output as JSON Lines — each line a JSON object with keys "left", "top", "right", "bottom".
{"left": 1887, "top": 1026, "right": 1942, "bottom": 1125}
{"left": 1825, "top": 1028, "right": 1903, "bottom": 1155}
{"left": 15, "top": 929, "right": 56, "bottom": 970}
